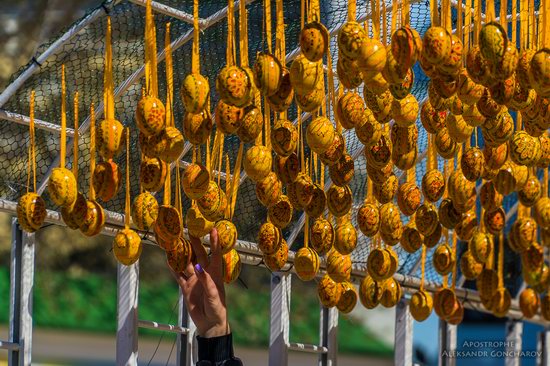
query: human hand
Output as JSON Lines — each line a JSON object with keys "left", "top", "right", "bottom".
{"left": 170, "top": 228, "right": 230, "bottom": 338}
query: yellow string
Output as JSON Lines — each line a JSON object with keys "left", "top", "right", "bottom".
{"left": 175, "top": 160, "right": 183, "bottom": 227}
{"left": 239, "top": 0, "right": 249, "bottom": 67}
{"left": 465, "top": 0, "right": 471, "bottom": 57}
{"left": 512, "top": 0, "right": 517, "bottom": 45}
{"left": 27, "top": 91, "right": 37, "bottom": 193}
{"left": 545, "top": 168, "right": 549, "bottom": 197}
{"left": 125, "top": 128, "right": 130, "bottom": 229}
{"left": 165, "top": 23, "right": 174, "bottom": 128}
{"left": 451, "top": 231, "right": 458, "bottom": 290}
{"left": 487, "top": 0, "right": 496, "bottom": 21}
{"left": 225, "top": 154, "right": 231, "bottom": 218}
{"left": 371, "top": 0, "right": 380, "bottom": 39}
{"left": 382, "top": 1, "right": 387, "bottom": 45}
{"left": 145, "top": 0, "right": 158, "bottom": 97}
{"left": 73, "top": 92, "right": 79, "bottom": 182}
{"left": 529, "top": 0, "right": 535, "bottom": 48}
{"left": 403, "top": 0, "right": 410, "bottom": 25}
{"left": 391, "top": 0, "right": 398, "bottom": 35}
{"left": 89, "top": 104, "right": 96, "bottom": 201}
{"left": 327, "top": 45, "right": 338, "bottom": 131}
{"left": 105, "top": 17, "right": 115, "bottom": 120}
{"left": 226, "top": 0, "right": 236, "bottom": 65}
{"left": 304, "top": 214, "right": 310, "bottom": 248}
{"left": 264, "top": 0, "right": 273, "bottom": 53}
{"left": 520, "top": 0, "right": 527, "bottom": 48}
{"left": 500, "top": 0, "right": 508, "bottom": 27}
{"left": 544, "top": 0, "right": 550, "bottom": 47}
{"left": 457, "top": 0, "right": 463, "bottom": 40}
{"left": 192, "top": 0, "right": 200, "bottom": 74}
{"left": 420, "top": 245, "right": 426, "bottom": 291}
{"left": 230, "top": 143, "right": 245, "bottom": 219}
{"left": 474, "top": 0, "right": 481, "bottom": 43}
{"left": 430, "top": 0, "right": 439, "bottom": 26}
{"left": 60, "top": 65, "right": 66, "bottom": 169}
{"left": 498, "top": 232, "right": 504, "bottom": 288}
{"left": 217, "top": 135, "right": 224, "bottom": 188}
{"left": 348, "top": 0, "right": 357, "bottom": 20}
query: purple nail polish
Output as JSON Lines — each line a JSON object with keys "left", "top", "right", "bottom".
{"left": 195, "top": 263, "right": 203, "bottom": 273}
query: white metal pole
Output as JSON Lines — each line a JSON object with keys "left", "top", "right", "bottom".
{"left": 319, "top": 305, "right": 338, "bottom": 366}
{"left": 505, "top": 320, "right": 523, "bottom": 366}
{"left": 116, "top": 262, "right": 139, "bottom": 366}
{"left": 8, "top": 219, "right": 35, "bottom": 366}
{"left": 269, "top": 273, "right": 290, "bottom": 366}
{"left": 538, "top": 330, "right": 550, "bottom": 366}
{"left": 438, "top": 320, "right": 457, "bottom": 366}
{"left": 395, "top": 298, "right": 413, "bottom": 366}
{"left": 177, "top": 288, "right": 196, "bottom": 366}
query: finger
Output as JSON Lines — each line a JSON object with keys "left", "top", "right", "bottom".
{"left": 194, "top": 263, "right": 221, "bottom": 300}
{"left": 189, "top": 235, "right": 209, "bottom": 268}
{"left": 209, "top": 228, "right": 222, "bottom": 268}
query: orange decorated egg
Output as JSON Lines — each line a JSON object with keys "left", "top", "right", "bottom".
{"left": 182, "top": 163, "right": 210, "bottom": 200}
{"left": 537, "top": 133, "right": 550, "bottom": 167}
{"left": 290, "top": 55, "right": 323, "bottom": 95}
{"left": 389, "top": 68, "right": 414, "bottom": 100}
{"left": 318, "top": 274, "right": 342, "bottom": 308}
{"left": 217, "top": 65, "right": 252, "bottom": 107}
{"left": 391, "top": 94, "right": 419, "bottom": 127}
{"left": 455, "top": 210, "right": 477, "bottom": 241}
{"left": 329, "top": 153, "right": 355, "bottom": 187}
{"left": 215, "top": 100, "right": 243, "bottom": 134}
{"left": 96, "top": 118, "right": 125, "bottom": 160}
{"left": 355, "top": 108, "right": 382, "bottom": 147}
{"left": 460, "top": 250, "right": 483, "bottom": 280}
{"left": 334, "top": 219, "right": 357, "bottom": 255}
{"left": 271, "top": 119, "right": 298, "bottom": 157}
{"left": 17, "top": 192, "right": 47, "bottom": 233}
{"left": 363, "top": 72, "right": 390, "bottom": 94}
{"left": 380, "top": 202, "right": 402, "bottom": 235}
{"left": 337, "top": 58, "right": 363, "bottom": 89}
{"left": 519, "top": 288, "right": 540, "bottom": 318}
{"left": 337, "top": 281, "right": 358, "bottom": 313}
{"left": 380, "top": 278, "right": 402, "bottom": 308}
{"left": 358, "top": 38, "right": 387, "bottom": 76}
{"left": 140, "top": 157, "right": 167, "bottom": 192}
{"left": 186, "top": 205, "right": 214, "bottom": 238}
{"left": 397, "top": 182, "right": 421, "bottom": 216}
{"left": 320, "top": 131, "right": 345, "bottom": 166}
{"left": 310, "top": 218, "right": 334, "bottom": 256}
{"left": 304, "top": 184, "right": 326, "bottom": 218}
{"left": 448, "top": 170, "right": 476, "bottom": 210}
{"left": 48, "top": 167, "right": 77, "bottom": 207}
{"left": 359, "top": 275, "right": 383, "bottom": 309}
{"left": 391, "top": 26, "right": 418, "bottom": 70}
{"left": 422, "top": 169, "right": 446, "bottom": 202}
{"left": 414, "top": 203, "right": 438, "bottom": 236}
{"left": 400, "top": 224, "right": 423, "bottom": 253}
{"left": 438, "top": 198, "right": 462, "bottom": 229}
{"left": 435, "top": 127, "right": 457, "bottom": 159}
{"left": 534, "top": 197, "right": 550, "bottom": 229}
{"left": 136, "top": 96, "right": 165, "bottom": 137}
{"left": 197, "top": 182, "right": 227, "bottom": 222}
{"left": 294, "top": 86, "right": 324, "bottom": 113}
{"left": 518, "top": 176, "right": 541, "bottom": 207}
{"left": 391, "top": 123, "right": 418, "bottom": 154}
{"left": 183, "top": 110, "right": 213, "bottom": 145}
{"left": 470, "top": 230, "right": 492, "bottom": 264}
{"left": 215, "top": 219, "right": 237, "bottom": 254}
{"left": 268, "top": 195, "right": 293, "bottom": 229}
{"left": 483, "top": 143, "right": 508, "bottom": 170}
{"left": 306, "top": 116, "right": 335, "bottom": 154}
{"left": 236, "top": 105, "right": 263, "bottom": 143}
{"left": 263, "top": 238, "right": 289, "bottom": 271}
{"left": 461, "top": 147, "right": 485, "bottom": 182}
{"left": 365, "top": 132, "right": 392, "bottom": 168}
{"left": 180, "top": 73, "right": 210, "bottom": 113}
{"left": 420, "top": 101, "right": 446, "bottom": 133}
{"left": 300, "top": 21, "right": 329, "bottom": 62}
{"left": 274, "top": 153, "right": 300, "bottom": 185}
{"left": 258, "top": 222, "right": 281, "bottom": 255}
{"left": 357, "top": 202, "right": 380, "bottom": 237}
{"left": 491, "top": 287, "right": 511, "bottom": 317}
{"left": 367, "top": 161, "right": 393, "bottom": 186}
{"left": 509, "top": 130, "right": 541, "bottom": 167}
{"left": 244, "top": 145, "right": 272, "bottom": 182}
{"left": 113, "top": 228, "right": 142, "bottom": 266}
{"left": 433, "top": 243, "right": 455, "bottom": 275}
{"left": 458, "top": 73, "right": 484, "bottom": 105}
{"left": 295, "top": 247, "right": 320, "bottom": 281}
{"left": 92, "top": 160, "right": 122, "bottom": 202}
{"left": 422, "top": 26, "right": 452, "bottom": 64}
{"left": 410, "top": 290, "right": 433, "bottom": 322}
{"left": 336, "top": 92, "right": 365, "bottom": 130}
{"left": 338, "top": 21, "right": 367, "bottom": 60}
{"left": 268, "top": 68, "right": 294, "bottom": 112}
{"left": 222, "top": 249, "right": 242, "bottom": 284}
{"left": 364, "top": 89, "right": 393, "bottom": 123}
{"left": 256, "top": 172, "right": 282, "bottom": 208}
{"left": 446, "top": 114, "right": 473, "bottom": 143}
{"left": 529, "top": 49, "right": 550, "bottom": 97}
{"left": 254, "top": 52, "right": 282, "bottom": 97}
{"left": 439, "top": 35, "right": 463, "bottom": 75}
{"left": 326, "top": 249, "right": 352, "bottom": 283}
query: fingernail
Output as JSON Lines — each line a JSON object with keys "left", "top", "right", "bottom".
{"left": 195, "top": 263, "right": 204, "bottom": 273}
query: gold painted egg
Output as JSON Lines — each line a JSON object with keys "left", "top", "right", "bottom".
{"left": 198, "top": 185, "right": 227, "bottom": 223}
{"left": 537, "top": 133, "right": 550, "bottom": 167}
{"left": 338, "top": 21, "right": 367, "bottom": 60}
{"left": 290, "top": 55, "right": 323, "bottom": 95}
{"left": 236, "top": 105, "right": 263, "bottom": 143}
{"left": 182, "top": 163, "right": 210, "bottom": 200}
{"left": 447, "top": 300, "right": 464, "bottom": 325}
{"left": 263, "top": 238, "right": 289, "bottom": 271}
{"left": 79, "top": 200, "right": 105, "bottom": 237}
{"left": 359, "top": 275, "right": 383, "bottom": 309}
{"left": 489, "top": 75, "right": 515, "bottom": 105}
{"left": 136, "top": 96, "right": 166, "bottom": 137}
{"left": 294, "top": 86, "right": 324, "bottom": 113}
{"left": 215, "top": 219, "right": 237, "bottom": 255}
{"left": 379, "top": 202, "right": 402, "bottom": 235}
{"left": 457, "top": 73, "right": 484, "bottom": 105}
{"left": 295, "top": 247, "right": 320, "bottom": 281}
{"left": 389, "top": 69, "right": 415, "bottom": 102}
{"left": 334, "top": 220, "right": 357, "bottom": 255}
{"left": 393, "top": 148, "right": 418, "bottom": 174}
{"left": 494, "top": 162, "right": 517, "bottom": 196}
{"left": 477, "top": 268, "right": 499, "bottom": 298}
{"left": 318, "top": 274, "right": 342, "bottom": 308}
{"left": 215, "top": 100, "right": 243, "bottom": 135}
{"left": 304, "top": 184, "right": 326, "bottom": 219}
{"left": 509, "top": 130, "right": 541, "bottom": 166}
{"left": 530, "top": 49, "right": 550, "bottom": 97}
{"left": 460, "top": 147, "right": 485, "bottom": 182}
{"left": 326, "top": 249, "right": 352, "bottom": 283}
{"left": 48, "top": 167, "right": 77, "bottom": 207}
{"left": 222, "top": 249, "right": 242, "bottom": 284}
{"left": 329, "top": 153, "right": 354, "bottom": 187}
{"left": 479, "top": 22, "right": 508, "bottom": 63}
{"left": 391, "top": 123, "right": 418, "bottom": 154}
{"left": 310, "top": 218, "right": 334, "bottom": 256}
{"left": 357, "top": 202, "right": 380, "bottom": 237}
{"left": 433, "top": 243, "right": 455, "bottom": 275}
{"left": 511, "top": 217, "right": 537, "bottom": 251}
{"left": 253, "top": 52, "right": 282, "bottom": 97}
{"left": 483, "top": 112, "right": 515, "bottom": 148}
{"left": 365, "top": 132, "right": 392, "bottom": 168}
{"left": 420, "top": 101, "right": 446, "bottom": 133}
{"left": 258, "top": 222, "right": 281, "bottom": 255}
{"left": 60, "top": 192, "right": 87, "bottom": 229}
{"left": 518, "top": 176, "right": 541, "bottom": 207}
{"left": 491, "top": 287, "right": 511, "bottom": 317}
{"left": 244, "top": 145, "right": 272, "bottom": 182}
{"left": 483, "top": 143, "right": 508, "bottom": 170}
{"left": 380, "top": 226, "right": 403, "bottom": 246}
{"left": 492, "top": 44, "right": 518, "bottom": 81}
{"left": 410, "top": 290, "right": 433, "bottom": 322}
{"left": 113, "top": 228, "right": 142, "bottom": 266}
{"left": 460, "top": 250, "right": 483, "bottom": 280}
{"left": 447, "top": 170, "right": 476, "bottom": 209}
{"left": 286, "top": 180, "right": 303, "bottom": 210}
{"left": 396, "top": 182, "right": 421, "bottom": 216}
{"left": 17, "top": 192, "right": 47, "bottom": 233}
{"left": 271, "top": 119, "right": 298, "bottom": 157}
{"left": 355, "top": 108, "right": 382, "bottom": 147}
{"left": 400, "top": 224, "right": 423, "bottom": 253}
{"left": 363, "top": 72, "right": 390, "bottom": 94}
{"left": 422, "top": 26, "right": 452, "bottom": 64}
{"left": 521, "top": 243, "right": 543, "bottom": 271}
{"left": 438, "top": 198, "right": 462, "bottom": 230}
{"left": 446, "top": 114, "right": 473, "bottom": 143}
{"left": 382, "top": 47, "right": 409, "bottom": 84}
{"left": 380, "top": 278, "right": 402, "bottom": 308}
{"left": 391, "top": 26, "right": 417, "bottom": 69}
{"left": 186, "top": 205, "right": 214, "bottom": 238}
{"left": 294, "top": 172, "right": 315, "bottom": 207}
{"left": 182, "top": 109, "right": 213, "bottom": 145}
{"left": 180, "top": 73, "right": 210, "bottom": 113}
{"left": 267, "top": 68, "right": 293, "bottom": 113}
{"left": 463, "top": 104, "right": 486, "bottom": 128}
{"left": 367, "top": 248, "right": 391, "bottom": 281}
{"left": 320, "top": 131, "right": 345, "bottom": 166}
{"left": 140, "top": 157, "right": 167, "bottom": 192}
{"left": 432, "top": 77, "right": 458, "bottom": 100}
{"left": 424, "top": 222, "right": 443, "bottom": 248}
{"left": 422, "top": 169, "right": 446, "bottom": 203}
{"left": 363, "top": 88, "right": 393, "bottom": 123}
{"left": 453, "top": 210, "right": 477, "bottom": 241}
{"left": 470, "top": 230, "right": 492, "bottom": 264}
{"left": 435, "top": 127, "right": 457, "bottom": 159}
{"left": 358, "top": 38, "right": 387, "bottom": 76}
{"left": 96, "top": 118, "right": 125, "bottom": 160}
{"left": 337, "top": 58, "right": 363, "bottom": 89}
{"left": 367, "top": 161, "right": 393, "bottom": 186}
{"left": 337, "top": 281, "right": 358, "bottom": 313}
{"left": 274, "top": 153, "right": 300, "bottom": 185}
{"left": 391, "top": 93, "right": 419, "bottom": 128}
{"left": 300, "top": 21, "right": 329, "bottom": 62}
{"left": 306, "top": 116, "right": 335, "bottom": 154}
{"left": 483, "top": 207, "right": 505, "bottom": 235}
{"left": 268, "top": 195, "right": 293, "bottom": 229}
{"left": 155, "top": 126, "right": 184, "bottom": 163}
{"left": 476, "top": 90, "right": 502, "bottom": 118}
{"left": 519, "top": 288, "right": 540, "bottom": 319}
{"left": 534, "top": 197, "right": 550, "bottom": 229}
{"left": 415, "top": 203, "right": 439, "bottom": 236}
{"left": 255, "top": 172, "right": 282, "bottom": 208}
{"left": 439, "top": 35, "right": 463, "bottom": 75}
{"left": 336, "top": 92, "right": 365, "bottom": 130}
{"left": 217, "top": 65, "right": 252, "bottom": 107}
{"left": 92, "top": 160, "right": 121, "bottom": 202}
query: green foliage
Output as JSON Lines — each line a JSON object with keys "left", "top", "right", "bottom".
{"left": 0, "top": 267, "right": 391, "bottom": 356}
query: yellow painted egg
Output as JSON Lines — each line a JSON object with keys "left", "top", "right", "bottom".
{"left": 400, "top": 224, "right": 423, "bottom": 253}
{"left": 479, "top": 22, "right": 508, "bottom": 63}
{"left": 244, "top": 145, "right": 272, "bottom": 182}
{"left": 367, "top": 161, "right": 393, "bottom": 186}
{"left": 460, "top": 147, "right": 485, "bottom": 182}
{"left": 17, "top": 192, "right": 47, "bottom": 233}
{"left": 253, "top": 52, "right": 282, "bottom": 97}
{"left": 217, "top": 65, "right": 252, "bottom": 107}
{"left": 415, "top": 203, "right": 438, "bottom": 236}
{"left": 537, "top": 133, "right": 550, "bottom": 168}
{"left": 379, "top": 202, "right": 402, "bottom": 235}
{"left": 310, "top": 218, "right": 334, "bottom": 256}
{"left": 469, "top": 230, "right": 492, "bottom": 264}
{"left": 337, "top": 58, "right": 363, "bottom": 89}
{"left": 448, "top": 170, "right": 476, "bottom": 209}
{"left": 357, "top": 202, "right": 380, "bottom": 237}
{"left": 454, "top": 210, "right": 477, "bottom": 241}
{"left": 529, "top": 49, "right": 550, "bottom": 97}
{"left": 180, "top": 73, "right": 210, "bottom": 113}
{"left": 476, "top": 90, "right": 502, "bottom": 118}
{"left": 182, "top": 163, "right": 210, "bottom": 200}
{"left": 457, "top": 73, "right": 484, "bottom": 105}
{"left": 492, "top": 44, "right": 518, "bottom": 81}
{"left": 355, "top": 108, "right": 382, "bottom": 147}
{"left": 438, "top": 198, "right": 462, "bottom": 229}
{"left": 136, "top": 96, "right": 166, "bottom": 137}
{"left": 304, "top": 184, "right": 326, "bottom": 219}
{"left": 439, "top": 35, "right": 463, "bottom": 76}
{"left": 424, "top": 222, "right": 442, "bottom": 248}
{"left": 140, "top": 157, "right": 167, "bottom": 192}
{"left": 186, "top": 205, "right": 214, "bottom": 238}
{"left": 300, "top": 21, "right": 329, "bottom": 62}
{"left": 306, "top": 116, "right": 335, "bottom": 154}
{"left": 391, "top": 26, "right": 417, "bottom": 70}
{"left": 358, "top": 38, "right": 387, "bottom": 77}
{"left": 326, "top": 249, "right": 352, "bottom": 282}
{"left": 477, "top": 268, "right": 499, "bottom": 298}
{"left": 294, "top": 172, "right": 315, "bottom": 207}
{"left": 268, "top": 195, "right": 293, "bottom": 229}
{"left": 198, "top": 184, "right": 227, "bottom": 223}
{"left": 518, "top": 176, "right": 541, "bottom": 207}
{"left": 420, "top": 101, "right": 446, "bottom": 133}
{"left": 391, "top": 123, "right": 418, "bottom": 154}
{"left": 255, "top": 172, "right": 282, "bottom": 208}
{"left": 435, "top": 127, "right": 457, "bottom": 159}
{"left": 96, "top": 118, "right": 125, "bottom": 160}
{"left": 48, "top": 167, "right": 77, "bottom": 207}
{"left": 236, "top": 105, "right": 263, "bottom": 143}
{"left": 397, "top": 182, "right": 421, "bottom": 216}
{"left": 286, "top": 180, "right": 304, "bottom": 210}
{"left": 79, "top": 199, "right": 105, "bottom": 237}
{"left": 336, "top": 92, "right": 365, "bottom": 130}
{"left": 364, "top": 88, "right": 393, "bottom": 123}
{"left": 389, "top": 68, "right": 414, "bottom": 100}
{"left": 509, "top": 130, "right": 541, "bottom": 167}
{"left": 365, "top": 132, "right": 392, "bottom": 168}
{"left": 60, "top": 192, "right": 89, "bottom": 230}
{"left": 489, "top": 75, "right": 516, "bottom": 105}
{"left": 215, "top": 100, "right": 243, "bottom": 135}
{"left": 113, "top": 228, "right": 142, "bottom": 266}
{"left": 392, "top": 144, "right": 417, "bottom": 171}
{"left": 521, "top": 243, "right": 543, "bottom": 271}
{"left": 274, "top": 153, "right": 300, "bottom": 185}
{"left": 433, "top": 243, "right": 454, "bottom": 275}
{"left": 318, "top": 274, "right": 342, "bottom": 308}
{"left": 465, "top": 46, "right": 491, "bottom": 84}
{"left": 519, "top": 288, "right": 540, "bottom": 319}
{"left": 338, "top": 21, "right": 367, "bottom": 60}
{"left": 380, "top": 225, "right": 403, "bottom": 246}
{"left": 290, "top": 55, "right": 323, "bottom": 95}
{"left": 511, "top": 217, "right": 537, "bottom": 251}
{"left": 422, "top": 26, "right": 452, "bottom": 64}
{"left": 382, "top": 47, "right": 409, "bottom": 84}
{"left": 154, "top": 226, "right": 179, "bottom": 251}
{"left": 334, "top": 220, "right": 357, "bottom": 255}
{"left": 271, "top": 119, "right": 298, "bottom": 157}
{"left": 165, "top": 239, "right": 192, "bottom": 273}
{"left": 294, "top": 86, "right": 324, "bottom": 113}
{"left": 156, "top": 126, "right": 184, "bottom": 163}
{"left": 482, "top": 114, "right": 515, "bottom": 148}
{"left": 329, "top": 153, "right": 354, "bottom": 187}
{"left": 482, "top": 206, "right": 505, "bottom": 234}
{"left": 337, "top": 281, "right": 358, "bottom": 313}
{"left": 494, "top": 162, "right": 517, "bottom": 196}
{"left": 422, "top": 169, "right": 446, "bottom": 203}
{"left": 263, "top": 238, "right": 289, "bottom": 271}
{"left": 359, "top": 275, "right": 383, "bottom": 309}
{"left": 363, "top": 72, "right": 390, "bottom": 94}
{"left": 534, "top": 197, "right": 550, "bottom": 229}
{"left": 214, "top": 219, "right": 237, "bottom": 255}
{"left": 517, "top": 48, "right": 535, "bottom": 88}
{"left": 183, "top": 110, "right": 213, "bottom": 145}
{"left": 463, "top": 104, "right": 486, "bottom": 128}
{"left": 320, "top": 131, "right": 345, "bottom": 166}
{"left": 436, "top": 288, "right": 459, "bottom": 319}
{"left": 491, "top": 287, "right": 511, "bottom": 318}
{"left": 432, "top": 76, "right": 458, "bottom": 100}
{"left": 446, "top": 114, "right": 473, "bottom": 143}
{"left": 222, "top": 249, "right": 242, "bottom": 284}
{"left": 380, "top": 278, "right": 402, "bottom": 308}
{"left": 459, "top": 250, "right": 482, "bottom": 280}
{"left": 258, "top": 222, "right": 281, "bottom": 255}
{"left": 268, "top": 68, "right": 294, "bottom": 112}
{"left": 447, "top": 300, "right": 464, "bottom": 325}
{"left": 483, "top": 143, "right": 508, "bottom": 170}
{"left": 410, "top": 290, "right": 433, "bottom": 322}
{"left": 295, "top": 247, "right": 320, "bottom": 281}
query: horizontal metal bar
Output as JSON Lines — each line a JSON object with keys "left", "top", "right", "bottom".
{"left": 0, "top": 340, "right": 20, "bottom": 351}
{"left": 138, "top": 320, "right": 190, "bottom": 334}
{"left": 288, "top": 342, "right": 328, "bottom": 354}
{"left": 0, "top": 109, "right": 75, "bottom": 136}
{"left": 128, "top": 0, "right": 203, "bottom": 26}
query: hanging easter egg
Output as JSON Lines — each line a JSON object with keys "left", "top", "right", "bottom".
{"left": 136, "top": 96, "right": 165, "bottom": 137}
{"left": 391, "top": 26, "right": 417, "bottom": 70}
{"left": 397, "top": 182, "right": 421, "bottom": 216}
{"left": 435, "top": 127, "right": 457, "bottom": 159}
{"left": 198, "top": 184, "right": 227, "bottom": 223}
{"left": 60, "top": 192, "right": 87, "bottom": 229}
{"left": 113, "top": 228, "right": 142, "bottom": 266}
{"left": 290, "top": 55, "right": 323, "bottom": 95}
{"left": 400, "top": 224, "right": 423, "bottom": 253}
{"left": 338, "top": 21, "right": 367, "bottom": 60}
{"left": 382, "top": 47, "right": 409, "bottom": 84}
{"left": 268, "top": 68, "right": 294, "bottom": 112}
{"left": 530, "top": 49, "right": 550, "bottom": 97}
{"left": 518, "top": 176, "right": 541, "bottom": 207}
{"left": 438, "top": 198, "right": 462, "bottom": 230}
{"left": 415, "top": 203, "right": 439, "bottom": 236}
{"left": 365, "top": 132, "right": 392, "bottom": 168}
{"left": 295, "top": 247, "right": 320, "bottom": 281}
{"left": 410, "top": 290, "right": 433, "bottom": 322}
{"left": 424, "top": 222, "right": 443, "bottom": 248}
{"left": 355, "top": 108, "right": 382, "bottom": 147}
{"left": 483, "top": 207, "right": 505, "bottom": 235}
{"left": 372, "top": 173, "right": 397, "bottom": 203}
{"left": 391, "top": 123, "right": 418, "bottom": 154}
{"left": 268, "top": 195, "right": 293, "bottom": 229}
{"left": 97, "top": 118, "right": 125, "bottom": 159}
{"left": 336, "top": 92, "right": 365, "bottom": 130}
{"left": 215, "top": 100, "right": 243, "bottom": 135}
{"left": 454, "top": 210, "right": 477, "bottom": 241}
{"left": 476, "top": 90, "right": 502, "bottom": 119}
{"left": 274, "top": 153, "right": 300, "bottom": 185}
{"left": 244, "top": 145, "right": 272, "bottom": 182}
{"left": 253, "top": 52, "right": 283, "bottom": 97}
{"left": 519, "top": 288, "right": 540, "bottom": 319}
{"left": 329, "top": 153, "right": 355, "bottom": 187}
{"left": 337, "top": 281, "right": 358, "bottom": 313}
{"left": 186, "top": 206, "right": 214, "bottom": 239}
{"left": 294, "top": 86, "right": 324, "bottom": 113}
{"left": 438, "top": 35, "right": 463, "bottom": 76}
{"left": 433, "top": 243, "right": 455, "bottom": 275}
{"left": 310, "top": 218, "right": 334, "bottom": 256}
{"left": 180, "top": 73, "right": 210, "bottom": 113}
{"left": 326, "top": 249, "right": 352, "bottom": 283}
{"left": 215, "top": 220, "right": 237, "bottom": 255}
{"left": 300, "top": 21, "right": 329, "bottom": 62}
{"left": 448, "top": 170, "right": 476, "bottom": 211}
{"left": 363, "top": 72, "right": 390, "bottom": 94}
{"left": 380, "top": 278, "right": 402, "bottom": 308}
{"left": 258, "top": 222, "right": 281, "bottom": 255}
{"left": 364, "top": 89, "right": 393, "bottom": 123}
{"left": 460, "top": 250, "right": 483, "bottom": 280}
{"left": 422, "top": 169, "right": 446, "bottom": 203}
{"left": 358, "top": 38, "right": 387, "bottom": 77}
{"left": 222, "top": 249, "right": 242, "bottom": 284}
{"left": 337, "top": 58, "right": 363, "bottom": 89}
{"left": 457, "top": 73, "right": 484, "bottom": 105}
{"left": 182, "top": 163, "right": 210, "bottom": 200}
{"left": 140, "top": 157, "right": 167, "bottom": 192}
{"left": 367, "top": 248, "right": 391, "bottom": 281}
{"left": 489, "top": 75, "right": 516, "bottom": 105}
{"left": 534, "top": 197, "right": 550, "bottom": 229}
{"left": 334, "top": 220, "right": 357, "bottom": 255}
{"left": 460, "top": 147, "right": 485, "bottom": 182}
{"left": 236, "top": 105, "right": 263, "bottom": 144}
{"left": 79, "top": 199, "right": 105, "bottom": 237}
{"left": 263, "top": 238, "right": 288, "bottom": 271}
{"left": 491, "top": 288, "right": 511, "bottom": 317}
{"left": 318, "top": 275, "right": 343, "bottom": 308}
{"left": 422, "top": 26, "right": 452, "bottom": 64}
{"left": 48, "top": 167, "right": 77, "bottom": 207}
{"left": 320, "top": 131, "right": 345, "bottom": 166}
{"left": 293, "top": 172, "right": 315, "bottom": 207}
{"left": 255, "top": 172, "right": 282, "bottom": 208}
{"left": 155, "top": 126, "right": 184, "bottom": 163}
{"left": 183, "top": 110, "right": 213, "bottom": 145}
{"left": 217, "top": 65, "right": 252, "bottom": 107}
{"left": 483, "top": 143, "right": 508, "bottom": 170}
{"left": 359, "top": 275, "right": 383, "bottom": 309}
{"left": 446, "top": 114, "right": 472, "bottom": 143}
{"left": 537, "top": 134, "right": 550, "bottom": 168}
{"left": 357, "top": 202, "right": 380, "bottom": 237}
{"left": 306, "top": 116, "right": 335, "bottom": 154}
{"left": 304, "top": 184, "right": 326, "bottom": 219}
{"left": 479, "top": 22, "right": 508, "bottom": 63}
{"left": 17, "top": 192, "right": 47, "bottom": 233}
{"left": 509, "top": 131, "right": 541, "bottom": 167}
{"left": 392, "top": 144, "right": 417, "bottom": 171}
{"left": 420, "top": 101, "right": 446, "bottom": 133}
{"left": 367, "top": 161, "right": 393, "bottom": 186}
{"left": 389, "top": 68, "right": 414, "bottom": 100}
{"left": 271, "top": 119, "right": 298, "bottom": 157}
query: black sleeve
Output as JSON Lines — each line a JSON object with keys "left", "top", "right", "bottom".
{"left": 196, "top": 333, "right": 243, "bottom": 366}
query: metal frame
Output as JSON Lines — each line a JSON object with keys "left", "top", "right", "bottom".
{"left": 505, "top": 320, "right": 523, "bottom": 366}
{"left": 395, "top": 298, "right": 413, "bottom": 366}
{"left": 438, "top": 320, "right": 457, "bottom": 366}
